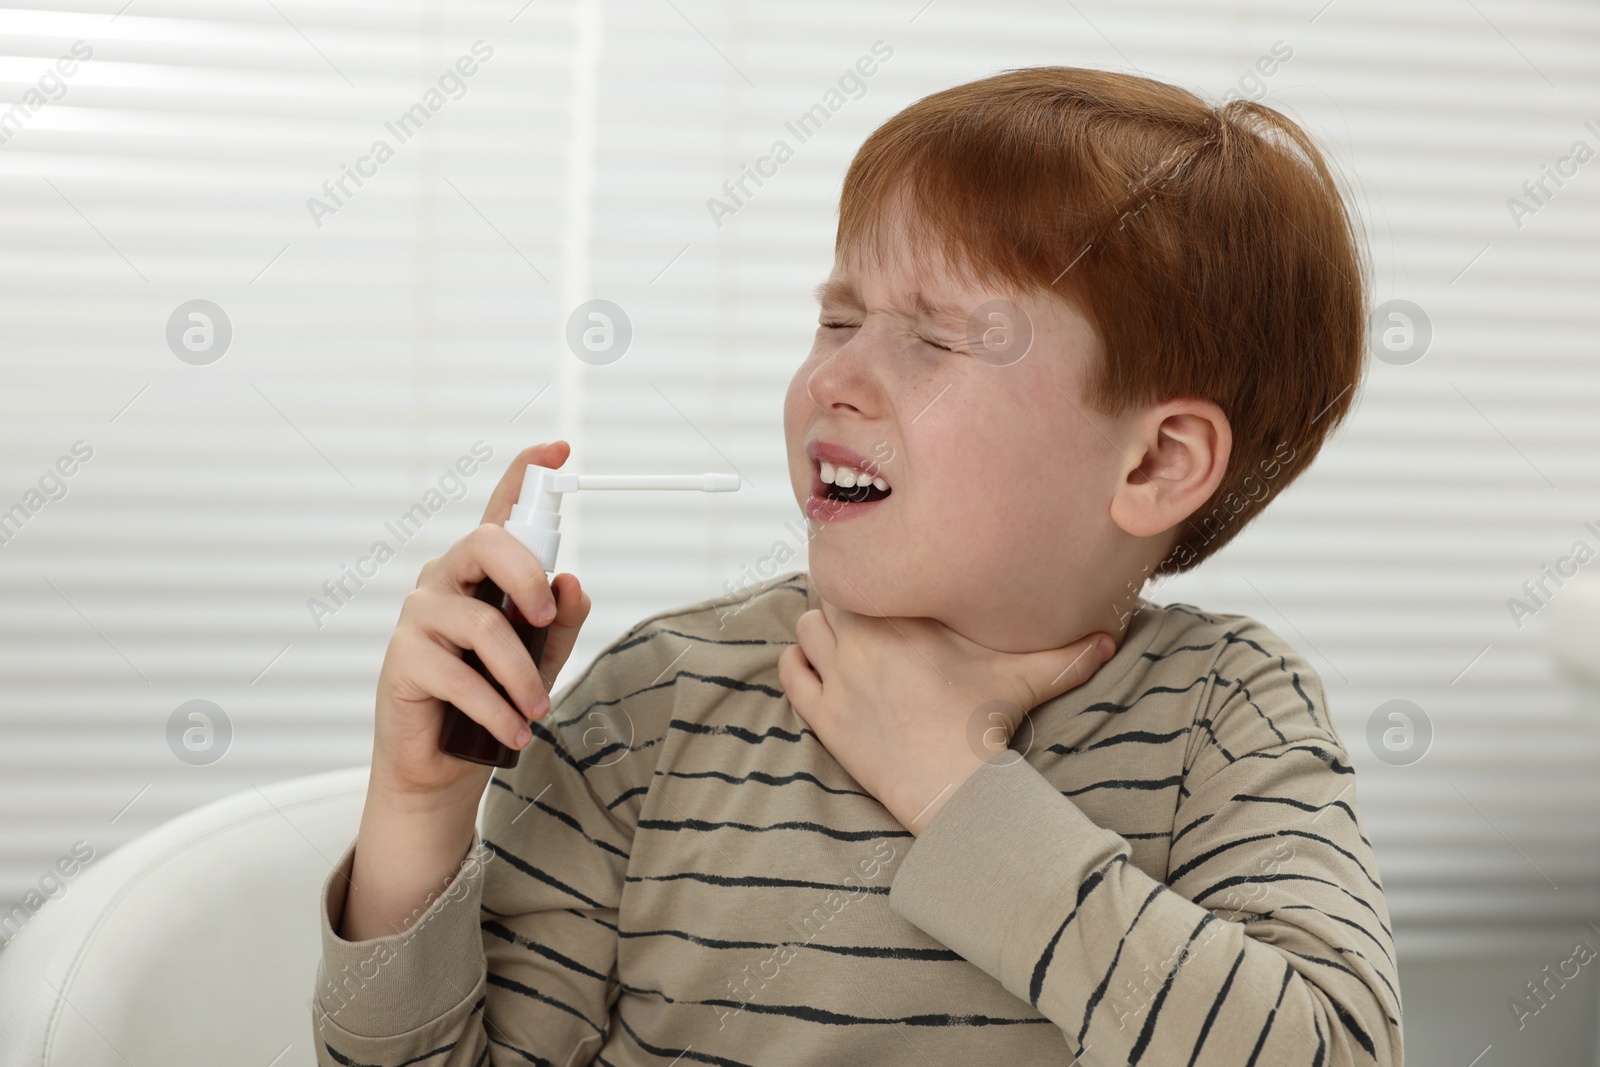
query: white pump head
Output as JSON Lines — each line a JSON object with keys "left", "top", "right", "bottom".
{"left": 504, "top": 464, "right": 741, "bottom": 571}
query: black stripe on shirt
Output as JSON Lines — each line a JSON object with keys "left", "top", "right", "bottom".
{"left": 1029, "top": 853, "right": 1128, "bottom": 1006}
{"left": 1243, "top": 963, "right": 1296, "bottom": 1067}
{"left": 618, "top": 979, "right": 1051, "bottom": 1027}
{"left": 636, "top": 816, "right": 911, "bottom": 842}
{"left": 624, "top": 870, "right": 892, "bottom": 894}
{"left": 482, "top": 838, "right": 606, "bottom": 910}
{"left": 657, "top": 767, "right": 873, "bottom": 798}
{"left": 1186, "top": 947, "right": 1246, "bottom": 1067}
{"left": 1127, "top": 911, "right": 1217, "bottom": 1065}
{"left": 615, "top": 924, "right": 961, "bottom": 961}
{"left": 487, "top": 971, "right": 605, "bottom": 1035}
{"left": 482, "top": 919, "right": 609, "bottom": 982}
{"left": 1077, "top": 882, "right": 1167, "bottom": 1044}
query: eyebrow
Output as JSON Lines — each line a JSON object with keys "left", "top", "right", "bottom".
{"left": 811, "top": 278, "right": 969, "bottom": 327}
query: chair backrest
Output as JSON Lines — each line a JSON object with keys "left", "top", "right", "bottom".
{"left": 0, "top": 766, "right": 369, "bottom": 1067}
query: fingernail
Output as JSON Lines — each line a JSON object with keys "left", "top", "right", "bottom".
{"left": 1097, "top": 635, "right": 1116, "bottom": 661}
{"left": 536, "top": 602, "right": 557, "bottom": 625}
{"left": 532, "top": 696, "right": 550, "bottom": 718}
{"left": 514, "top": 726, "right": 531, "bottom": 747}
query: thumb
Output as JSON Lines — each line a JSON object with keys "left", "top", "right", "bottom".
{"left": 1024, "top": 632, "right": 1116, "bottom": 708}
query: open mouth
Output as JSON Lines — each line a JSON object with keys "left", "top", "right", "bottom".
{"left": 817, "top": 460, "right": 892, "bottom": 504}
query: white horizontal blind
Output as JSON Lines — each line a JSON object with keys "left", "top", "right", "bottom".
{"left": 0, "top": 0, "right": 591, "bottom": 931}
{"left": 3, "top": 0, "right": 1599, "bottom": 969}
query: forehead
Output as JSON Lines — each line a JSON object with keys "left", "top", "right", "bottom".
{"left": 814, "top": 230, "right": 1017, "bottom": 329}
{"left": 821, "top": 178, "right": 1019, "bottom": 314}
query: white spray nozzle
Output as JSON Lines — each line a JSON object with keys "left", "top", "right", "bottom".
{"left": 548, "top": 472, "right": 741, "bottom": 493}
{"left": 505, "top": 464, "right": 741, "bottom": 572}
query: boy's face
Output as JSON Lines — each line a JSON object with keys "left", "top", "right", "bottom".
{"left": 783, "top": 192, "right": 1138, "bottom": 650}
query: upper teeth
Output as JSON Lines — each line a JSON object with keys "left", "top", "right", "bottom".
{"left": 820, "top": 460, "right": 888, "bottom": 491}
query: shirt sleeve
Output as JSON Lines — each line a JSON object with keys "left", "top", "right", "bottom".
{"left": 312, "top": 834, "right": 494, "bottom": 1062}
{"left": 311, "top": 619, "right": 677, "bottom": 1067}
{"left": 886, "top": 625, "right": 1404, "bottom": 1067}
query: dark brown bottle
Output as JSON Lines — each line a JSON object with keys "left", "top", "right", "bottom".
{"left": 439, "top": 574, "right": 550, "bottom": 768}
{"left": 436, "top": 462, "right": 740, "bottom": 766}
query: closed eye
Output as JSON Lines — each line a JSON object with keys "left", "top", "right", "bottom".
{"left": 819, "top": 320, "right": 952, "bottom": 352}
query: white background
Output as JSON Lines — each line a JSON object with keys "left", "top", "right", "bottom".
{"left": 2, "top": 1, "right": 1599, "bottom": 1063}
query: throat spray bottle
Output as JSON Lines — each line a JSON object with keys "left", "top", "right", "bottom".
{"left": 439, "top": 462, "right": 740, "bottom": 768}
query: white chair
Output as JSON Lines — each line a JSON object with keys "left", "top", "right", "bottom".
{"left": 0, "top": 766, "right": 369, "bottom": 1066}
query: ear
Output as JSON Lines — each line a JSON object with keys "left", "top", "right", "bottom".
{"left": 1108, "top": 398, "right": 1232, "bottom": 540}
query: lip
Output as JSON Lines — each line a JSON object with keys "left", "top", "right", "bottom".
{"left": 806, "top": 439, "right": 886, "bottom": 477}
{"left": 803, "top": 438, "right": 893, "bottom": 524}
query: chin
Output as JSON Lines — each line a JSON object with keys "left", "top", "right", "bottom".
{"left": 806, "top": 557, "right": 908, "bottom": 618}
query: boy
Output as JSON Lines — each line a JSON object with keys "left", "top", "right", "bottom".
{"left": 314, "top": 66, "right": 1399, "bottom": 1066}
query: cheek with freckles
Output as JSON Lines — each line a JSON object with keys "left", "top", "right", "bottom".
{"left": 910, "top": 385, "right": 1058, "bottom": 546}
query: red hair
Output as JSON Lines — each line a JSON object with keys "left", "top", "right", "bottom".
{"left": 834, "top": 67, "right": 1368, "bottom": 575}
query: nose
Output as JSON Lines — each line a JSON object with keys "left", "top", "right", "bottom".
{"left": 805, "top": 331, "right": 882, "bottom": 417}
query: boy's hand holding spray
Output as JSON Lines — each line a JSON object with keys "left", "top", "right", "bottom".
{"left": 339, "top": 441, "right": 738, "bottom": 941}
{"left": 340, "top": 442, "right": 585, "bottom": 941}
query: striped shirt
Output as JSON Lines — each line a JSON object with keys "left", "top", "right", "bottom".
{"left": 313, "top": 567, "right": 1402, "bottom": 1066}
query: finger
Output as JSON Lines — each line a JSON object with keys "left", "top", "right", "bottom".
{"left": 817, "top": 597, "right": 850, "bottom": 635}
{"left": 479, "top": 441, "right": 572, "bottom": 526}
{"left": 399, "top": 630, "right": 533, "bottom": 750}
{"left": 409, "top": 586, "right": 550, "bottom": 720}
{"left": 535, "top": 572, "right": 592, "bottom": 687}
{"left": 777, "top": 643, "right": 822, "bottom": 716}
{"left": 793, "top": 609, "right": 836, "bottom": 679}
{"left": 1029, "top": 633, "right": 1116, "bottom": 707}
{"left": 429, "top": 522, "right": 559, "bottom": 631}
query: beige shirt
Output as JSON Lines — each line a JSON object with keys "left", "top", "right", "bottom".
{"left": 313, "top": 567, "right": 1401, "bottom": 1066}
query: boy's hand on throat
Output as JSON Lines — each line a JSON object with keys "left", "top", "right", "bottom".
{"left": 778, "top": 596, "right": 1116, "bottom": 835}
